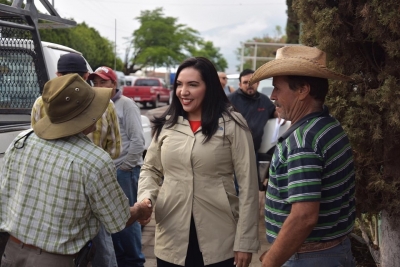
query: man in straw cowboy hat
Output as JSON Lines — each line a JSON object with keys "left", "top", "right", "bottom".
{"left": 251, "top": 46, "right": 356, "bottom": 267}
{"left": 0, "top": 74, "right": 152, "bottom": 267}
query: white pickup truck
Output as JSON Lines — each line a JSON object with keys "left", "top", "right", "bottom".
{"left": 0, "top": 1, "right": 151, "bottom": 170}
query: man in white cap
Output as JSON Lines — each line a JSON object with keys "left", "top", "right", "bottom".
{"left": 251, "top": 46, "right": 356, "bottom": 267}
{"left": 0, "top": 74, "right": 152, "bottom": 267}
{"left": 89, "top": 66, "right": 146, "bottom": 267}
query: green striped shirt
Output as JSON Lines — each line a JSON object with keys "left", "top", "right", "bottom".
{"left": 265, "top": 107, "right": 356, "bottom": 243}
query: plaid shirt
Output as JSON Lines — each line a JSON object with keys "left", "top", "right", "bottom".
{"left": 31, "top": 97, "right": 122, "bottom": 159}
{"left": 0, "top": 130, "right": 130, "bottom": 254}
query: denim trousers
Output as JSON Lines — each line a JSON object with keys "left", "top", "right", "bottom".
{"left": 91, "top": 224, "right": 117, "bottom": 267}
{"left": 112, "top": 166, "right": 145, "bottom": 267}
{"left": 282, "top": 237, "right": 356, "bottom": 267}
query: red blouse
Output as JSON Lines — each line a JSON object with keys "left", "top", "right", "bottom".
{"left": 189, "top": 120, "right": 201, "bottom": 132}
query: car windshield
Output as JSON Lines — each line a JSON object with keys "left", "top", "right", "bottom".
{"left": 258, "top": 78, "right": 273, "bottom": 97}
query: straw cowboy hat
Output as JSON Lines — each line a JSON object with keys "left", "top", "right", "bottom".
{"left": 249, "top": 45, "right": 352, "bottom": 85}
{"left": 33, "top": 73, "right": 112, "bottom": 140}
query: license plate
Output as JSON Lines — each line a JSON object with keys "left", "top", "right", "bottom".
{"left": 134, "top": 97, "right": 141, "bottom": 101}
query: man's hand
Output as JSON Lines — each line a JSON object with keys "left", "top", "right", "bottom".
{"left": 234, "top": 251, "right": 252, "bottom": 267}
{"left": 138, "top": 198, "right": 152, "bottom": 221}
{"left": 259, "top": 249, "right": 269, "bottom": 262}
{"left": 125, "top": 199, "right": 152, "bottom": 227}
{"left": 138, "top": 216, "right": 151, "bottom": 226}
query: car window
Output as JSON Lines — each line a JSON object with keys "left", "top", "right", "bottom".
{"left": 227, "top": 74, "right": 239, "bottom": 90}
{"left": 258, "top": 78, "right": 273, "bottom": 98}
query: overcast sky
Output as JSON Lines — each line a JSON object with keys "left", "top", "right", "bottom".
{"left": 39, "top": 0, "right": 287, "bottom": 73}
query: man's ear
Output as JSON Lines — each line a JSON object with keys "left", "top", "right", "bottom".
{"left": 298, "top": 84, "right": 310, "bottom": 100}
{"left": 82, "top": 72, "right": 90, "bottom": 81}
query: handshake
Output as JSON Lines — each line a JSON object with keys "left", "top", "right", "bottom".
{"left": 126, "top": 198, "right": 153, "bottom": 227}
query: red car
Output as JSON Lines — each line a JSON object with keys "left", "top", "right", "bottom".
{"left": 123, "top": 77, "right": 171, "bottom": 108}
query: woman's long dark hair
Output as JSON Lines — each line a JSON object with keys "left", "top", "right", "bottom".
{"left": 152, "top": 57, "right": 248, "bottom": 142}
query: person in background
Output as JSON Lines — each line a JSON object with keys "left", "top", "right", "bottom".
{"left": 30, "top": 53, "right": 122, "bottom": 267}
{"left": 89, "top": 66, "right": 146, "bottom": 267}
{"left": 0, "top": 74, "right": 152, "bottom": 267}
{"left": 228, "top": 69, "right": 279, "bottom": 192}
{"left": 228, "top": 69, "right": 277, "bottom": 154}
{"left": 218, "top": 71, "right": 235, "bottom": 95}
{"left": 251, "top": 46, "right": 356, "bottom": 267}
{"left": 138, "top": 57, "right": 259, "bottom": 267}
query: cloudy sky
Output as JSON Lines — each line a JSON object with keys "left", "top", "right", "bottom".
{"left": 39, "top": 0, "right": 287, "bottom": 73}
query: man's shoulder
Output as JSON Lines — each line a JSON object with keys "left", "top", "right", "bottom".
{"left": 227, "top": 90, "right": 241, "bottom": 101}
{"left": 68, "top": 135, "right": 114, "bottom": 166}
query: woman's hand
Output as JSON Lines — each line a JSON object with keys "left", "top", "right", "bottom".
{"left": 234, "top": 251, "right": 252, "bottom": 267}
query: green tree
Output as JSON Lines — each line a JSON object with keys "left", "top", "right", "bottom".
{"left": 40, "top": 22, "right": 123, "bottom": 70}
{"left": 125, "top": 7, "right": 199, "bottom": 74}
{"left": 126, "top": 7, "right": 228, "bottom": 74}
{"left": 291, "top": 0, "right": 400, "bottom": 265}
{"left": 285, "top": 0, "right": 300, "bottom": 44}
{"left": 188, "top": 40, "right": 228, "bottom": 71}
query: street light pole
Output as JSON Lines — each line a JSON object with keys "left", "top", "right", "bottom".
{"left": 114, "top": 19, "right": 117, "bottom": 70}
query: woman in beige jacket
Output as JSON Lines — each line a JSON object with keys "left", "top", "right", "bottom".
{"left": 138, "top": 57, "right": 260, "bottom": 267}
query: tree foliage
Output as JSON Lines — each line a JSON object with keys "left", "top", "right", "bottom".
{"left": 285, "top": 0, "right": 300, "bottom": 44}
{"left": 40, "top": 22, "right": 123, "bottom": 71}
{"left": 125, "top": 7, "right": 228, "bottom": 74}
{"left": 188, "top": 40, "right": 228, "bottom": 71}
{"left": 235, "top": 30, "right": 287, "bottom": 71}
{"left": 291, "top": 0, "right": 400, "bottom": 217}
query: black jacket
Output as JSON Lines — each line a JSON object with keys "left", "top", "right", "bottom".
{"left": 228, "top": 89, "right": 275, "bottom": 152}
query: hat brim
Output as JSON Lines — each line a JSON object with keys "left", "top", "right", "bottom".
{"left": 33, "top": 87, "right": 112, "bottom": 140}
{"left": 249, "top": 57, "right": 353, "bottom": 85}
{"left": 88, "top": 72, "right": 113, "bottom": 81}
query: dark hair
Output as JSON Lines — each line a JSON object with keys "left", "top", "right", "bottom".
{"left": 285, "top": 75, "right": 329, "bottom": 103}
{"left": 152, "top": 57, "right": 248, "bottom": 142}
{"left": 59, "top": 71, "right": 87, "bottom": 78}
{"left": 239, "top": 69, "right": 254, "bottom": 82}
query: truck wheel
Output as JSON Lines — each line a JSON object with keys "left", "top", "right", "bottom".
{"left": 151, "top": 97, "right": 159, "bottom": 108}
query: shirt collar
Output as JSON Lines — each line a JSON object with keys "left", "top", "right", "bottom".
{"left": 279, "top": 105, "right": 330, "bottom": 142}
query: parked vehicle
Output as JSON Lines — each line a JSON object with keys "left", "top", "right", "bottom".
{"left": 115, "top": 70, "right": 126, "bottom": 90}
{"left": 125, "top": 75, "right": 138, "bottom": 86}
{"left": 0, "top": 0, "right": 151, "bottom": 170}
{"left": 123, "top": 77, "right": 171, "bottom": 108}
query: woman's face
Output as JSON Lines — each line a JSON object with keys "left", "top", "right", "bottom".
{"left": 176, "top": 67, "right": 206, "bottom": 121}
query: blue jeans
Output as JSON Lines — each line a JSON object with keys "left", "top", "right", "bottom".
{"left": 282, "top": 237, "right": 356, "bottom": 267}
{"left": 111, "top": 166, "right": 145, "bottom": 267}
{"left": 91, "top": 224, "right": 117, "bottom": 267}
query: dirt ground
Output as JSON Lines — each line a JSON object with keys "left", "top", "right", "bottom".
{"left": 350, "top": 235, "right": 378, "bottom": 267}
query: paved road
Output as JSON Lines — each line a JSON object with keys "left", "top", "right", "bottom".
{"left": 141, "top": 191, "right": 271, "bottom": 267}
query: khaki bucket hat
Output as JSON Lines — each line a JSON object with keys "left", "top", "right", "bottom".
{"left": 33, "top": 73, "right": 112, "bottom": 140}
{"left": 249, "top": 46, "right": 352, "bottom": 85}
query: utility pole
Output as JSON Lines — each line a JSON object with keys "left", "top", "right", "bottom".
{"left": 114, "top": 19, "right": 117, "bottom": 70}
{"left": 52, "top": 0, "right": 54, "bottom": 7}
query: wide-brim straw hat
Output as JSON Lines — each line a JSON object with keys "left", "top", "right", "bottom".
{"left": 249, "top": 45, "right": 352, "bottom": 85}
{"left": 33, "top": 73, "right": 112, "bottom": 140}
